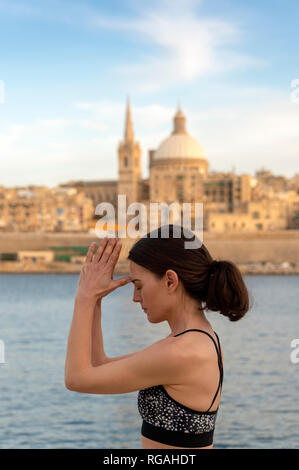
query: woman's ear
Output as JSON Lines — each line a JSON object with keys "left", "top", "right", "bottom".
{"left": 165, "top": 269, "right": 179, "bottom": 290}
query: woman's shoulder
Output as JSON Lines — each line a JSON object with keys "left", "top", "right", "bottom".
{"left": 150, "top": 334, "right": 194, "bottom": 364}
{"left": 153, "top": 327, "right": 222, "bottom": 361}
{"left": 165, "top": 328, "right": 222, "bottom": 363}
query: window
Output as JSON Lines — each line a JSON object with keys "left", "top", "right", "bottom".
{"left": 252, "top": 211, "right": 260, "bottom": 219}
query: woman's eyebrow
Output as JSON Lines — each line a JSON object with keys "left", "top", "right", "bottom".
{"left": 131, "top": 278, "right": 141, "bottom": 283}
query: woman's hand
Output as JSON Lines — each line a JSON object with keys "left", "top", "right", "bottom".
{"left": 76, "top": 237, "right": 132, "bottom": 302}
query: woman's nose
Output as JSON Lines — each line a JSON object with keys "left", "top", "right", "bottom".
{"left": 133, "top": 293, "right": 141, "bottom": 303}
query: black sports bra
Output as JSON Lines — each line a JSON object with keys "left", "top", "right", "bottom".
{"left": 138, "top": 329, "right": 224, "bottom": 448}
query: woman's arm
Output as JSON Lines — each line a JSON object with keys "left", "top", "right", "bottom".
{"left": 65, "top": 294, "right": 96, "bottom": 388}
{"left": 65, "top": 238, "right": 132, "bottom": 389}
{"left": 91, "top": 299, "right": 108, "bottom": 366}
{"left": 92, "top": 299, "right": 139, "bottom": 365}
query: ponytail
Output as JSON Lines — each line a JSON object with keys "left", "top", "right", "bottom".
{"left": 205, "top": 260, "right": 249, "bottom": 321}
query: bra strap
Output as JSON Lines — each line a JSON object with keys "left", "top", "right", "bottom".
{"left": 174, "top": 329, "right": 223, "bottom": 412}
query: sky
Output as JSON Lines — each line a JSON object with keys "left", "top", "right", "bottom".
{"left": 0, "top": 0, "right": 299, "bottom": 187}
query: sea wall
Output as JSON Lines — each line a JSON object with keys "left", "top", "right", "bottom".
{"left": 0, "top": 230, "right": 298, "bottom": 274}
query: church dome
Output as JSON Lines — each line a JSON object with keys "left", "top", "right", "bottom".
{"left": 155, "top": 134, "right": 206, "bottom": 160}
{"left": 154, "top": 107, "right": 206, "bottom": 161}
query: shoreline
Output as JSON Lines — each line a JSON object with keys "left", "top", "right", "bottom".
{"left": 0, "top": 263, "right": 298, "bottom": 275}
{"left": 1, "top": 230, "right": 299, "bottom": 276}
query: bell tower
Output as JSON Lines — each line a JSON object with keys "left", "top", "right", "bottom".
{"left": 118, "top": 98, "right": 142, "bottom": 207}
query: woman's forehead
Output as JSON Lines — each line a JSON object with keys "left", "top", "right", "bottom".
{"left": 129, "top": 261, "right": 148, "bottom": 277}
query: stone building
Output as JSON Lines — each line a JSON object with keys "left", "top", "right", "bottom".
{"left": 203, "top": 172, "right": 252, "bottom": 214}
{"left": 117, "top": 98, "right": 142, "bottom": 207}
{"left": 1, "top": 100, "right": 298, "bottom": 234}
{"left": 207, "top": 198, "right": 288, "bottom": 233}
{"left": 60, "top": 100, "right": 261, "bottom": 232}
{"left": 149, "top": 107, "right": 208, "bottom": 205}
{"left": 0, "top": 186, "right": 94, "bottom": 232}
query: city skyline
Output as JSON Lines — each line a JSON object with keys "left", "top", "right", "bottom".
{"left": 0, "top": 0, "right": 299, "bottom": 186}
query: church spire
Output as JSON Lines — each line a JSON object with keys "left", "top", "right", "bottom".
{"left": 172, "top": 103, "right": 187, "bottom": 135}
{"left": 124, "top": 97, "right": 134, "bottom": 142}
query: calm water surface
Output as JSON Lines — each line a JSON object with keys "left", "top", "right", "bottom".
{"left": 0, "top": 274, "right": 298, "bottom": 449}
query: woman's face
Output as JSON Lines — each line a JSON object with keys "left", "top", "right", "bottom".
{"left": 129, "top": 261, "right": 174, "bottom": 323}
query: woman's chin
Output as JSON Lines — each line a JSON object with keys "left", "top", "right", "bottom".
{"left": 147, "top": 315, "right": 161, "bottom": 324}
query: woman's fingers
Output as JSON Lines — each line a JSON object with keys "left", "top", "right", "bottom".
{"left": 85, "top": 242, "right": 97, "bottom": 263}
{"left": 106, "top": 241, "right": 122, "bottom": 271}
{"left": 99, "top": 237, "right": 118, "bottom": 265}
{"left": 93, "top": 236, "right": 109, "bottom": 263}
{"left": 111, "top": 276, "right": 132, "bottom": 290}
{"left": 86, "top": 236, "right": 120, "bottom": 268}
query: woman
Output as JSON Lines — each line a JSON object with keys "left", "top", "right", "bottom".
{"left": 65, "top": 224, "right": 250, "bottom": 449}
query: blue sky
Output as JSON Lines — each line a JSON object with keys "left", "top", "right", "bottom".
{"left": 0, "top": 0, "right": 299, "bottom": 187}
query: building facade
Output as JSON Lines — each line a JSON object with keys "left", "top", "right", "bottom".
{"left": 1, "top": 101, "right": 298, "bottom": 233}
{"left": 0, "top": 186, "right": 94, "bottom": 232}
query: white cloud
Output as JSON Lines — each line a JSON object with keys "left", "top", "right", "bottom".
{"left": 73, "top": 93, "right": 299, "bottom": 178}
{"left": 0, "top": 1, "right": 265, "bottom": 94}
{"left": 0, "top": 116, "right": 117, "bottom": 186}
{"left": 1, "top": 89, "right": 298, "bottom": 187}
{"left": 91, "top": 1, "right": 264, "bottom": 92}
{"left": 187, "top": 91, "right": 299, "bottom": 175}
{"left": 0, "top": 118, "right": 72, "bottom": 152}
{"left": 74, "top": 100, "right": 125, "bottom": 125}
{"left": 77, "top": 119, "right": 109, "bottom": 133}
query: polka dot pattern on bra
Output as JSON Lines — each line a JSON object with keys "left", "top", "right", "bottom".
{"left": 138, "top": 385, "right": 218, "bottom": 434}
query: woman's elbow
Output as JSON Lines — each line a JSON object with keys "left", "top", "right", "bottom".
{"left": 65, "top": 378, "right": 75, "bottom": 391}
{"left": 65, "top": 374, "right": 80, "bottom": 391}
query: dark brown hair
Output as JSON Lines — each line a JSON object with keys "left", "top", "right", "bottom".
{"left": 127, "top": 224, "right": 250, "bottom": 322}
